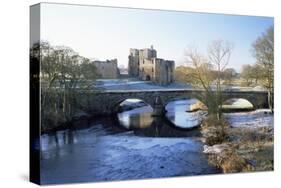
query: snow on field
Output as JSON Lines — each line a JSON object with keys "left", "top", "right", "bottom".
{"left": 224, "top": 109, "right": 273, "bottom": 129}
{"left": 94, "top": 79, "right": 191, "bottom": 90}
{"left": 93, "top": 79, "right": 266, "bottom": 92}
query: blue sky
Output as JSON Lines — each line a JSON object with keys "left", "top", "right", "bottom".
{"left": 41, "top": 3, "right": 273, "bottom": 72}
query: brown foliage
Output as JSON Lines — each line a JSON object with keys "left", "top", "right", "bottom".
{"left": 207, "top": 144, "right": 253, "bottom": 173}
{"left": 201, "top": 115, "right": 228, "bottom": 145}
{"left": 221, "top": 152, "right": 248, "bottom": 173}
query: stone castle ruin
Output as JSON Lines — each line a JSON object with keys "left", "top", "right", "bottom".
{"left": 92, "top": 59, "right": 119, "bottom": 79}
{"left": 128, "top": 46, "right": 175, "bottom": 85}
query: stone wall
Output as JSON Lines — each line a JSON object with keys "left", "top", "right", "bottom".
{"left": 154, "top": 59, "right": 175, "bottom": 85}
{"left": 92, "top": 59, "right": 119, "bottom": 79}
{"left": 139, "top": 48, "right": 157, "bottom": 60}
{"left": 139, "top": 58, "right": 155, "bottom": 81}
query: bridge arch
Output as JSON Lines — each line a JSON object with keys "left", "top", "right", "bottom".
{"left": 221, "top": 98, "right": 254, "bottom": 111}
{"left": 220, "top": 91, "right": 268, "bottom": 109}
{"left": 111, "top": 98, "right": 153, "bottom": 114}
{"left": 164, "top": 97, "right": 207, "bottom": 112}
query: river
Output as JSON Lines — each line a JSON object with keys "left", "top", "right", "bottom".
{"left": 41, "top": 98, "right": 270, "bottom": 184}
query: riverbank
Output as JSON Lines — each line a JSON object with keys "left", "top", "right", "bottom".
{"left": 202, "top": 109, "right": 274, "bottom": 173}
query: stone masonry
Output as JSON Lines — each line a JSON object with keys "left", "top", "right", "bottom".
{"left": 128, "top": 46, "right": 175, "bottom": 85}
{"left": 92, "top": 59, "right": 119, "bottom": 79}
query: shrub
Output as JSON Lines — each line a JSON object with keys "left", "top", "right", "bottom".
{"left": 207, "top": 145, "right": 253, "bottom": 173}
{"left": 221, "top": 152, "right": 248, "bottom": 173}
{"left": 201, "top": 115, "right": 228, "bottom": 145}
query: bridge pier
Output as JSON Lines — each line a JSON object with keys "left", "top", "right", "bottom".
{"left": 151, "top": 96, "right": 166, "bottom": 117}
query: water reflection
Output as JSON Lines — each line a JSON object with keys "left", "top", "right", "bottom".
{"left": 165, "top": 99, "right": 207, "bottom": 129}
{"left": 117, "top": 106, "right": 153, "bottom": 129}
{"left": 42, "top": 99, "right": 206, "bottom": 154}
{"left": 42, "top": 130, "right": 77, "bottom": 151}
{"left": 117, "top": 99, "right": 206, "bottom": 131}
{"left": 41, "top": 130, "right": 77, "bottom": 160}
{"left": 133, "top": 116, "right": 201, "bottom": 137}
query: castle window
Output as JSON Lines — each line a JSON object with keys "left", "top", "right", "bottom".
{"left": 152, "top": 67, "right": 154, "bottom": 72}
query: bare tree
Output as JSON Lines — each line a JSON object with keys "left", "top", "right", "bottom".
{"left": 240, "top": 64, "right": 254, "bottom": 86}
{"left": 251, "top": 64, "right": 263, "bottom": 85}
{"left": 185, "top": 47, "right": 218, "bottom": 116}
{"left": 34, "top": 41, "right": 99, "bottom": 130}
{"left": 208, "top": 40, "right": 234, "bottom": 119}
{"left": 223, "top": 68, "right": 237, "bottom": 85}
{"left": 185, "top": 48, "right": 212, "bottom": 90}
{"left": 252, "top": 26, "right": 274, "bottom": 113}
{"left": 185, "top": 40, "right": 233, "bottom": 120}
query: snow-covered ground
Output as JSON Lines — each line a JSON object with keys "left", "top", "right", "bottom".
{"left": 224, "top": 109, "right": 273, "bottom": 129}
{"left": 94, "top": 78, "right": 191, "bottom": 90}
{"left": 93, "top": 78, "right": 266, "bottom": 92}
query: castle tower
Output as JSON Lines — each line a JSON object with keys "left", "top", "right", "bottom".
{"left": 128, "top": 49, "right": 140, "bottom": 77}
{"left": 127, "top": 46, "right": 174, "bottom": 85}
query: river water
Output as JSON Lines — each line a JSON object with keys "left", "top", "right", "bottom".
{"left": 40, "top": 99, "right": 219, "bottom": 184}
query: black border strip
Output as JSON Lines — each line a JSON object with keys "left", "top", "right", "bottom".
{"left": 30, "top": 3, "right": 41, "bottom": 185}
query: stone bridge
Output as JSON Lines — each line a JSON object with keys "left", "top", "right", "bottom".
{"left": 76, "top": 89, "right": 269, "bottom": 116}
